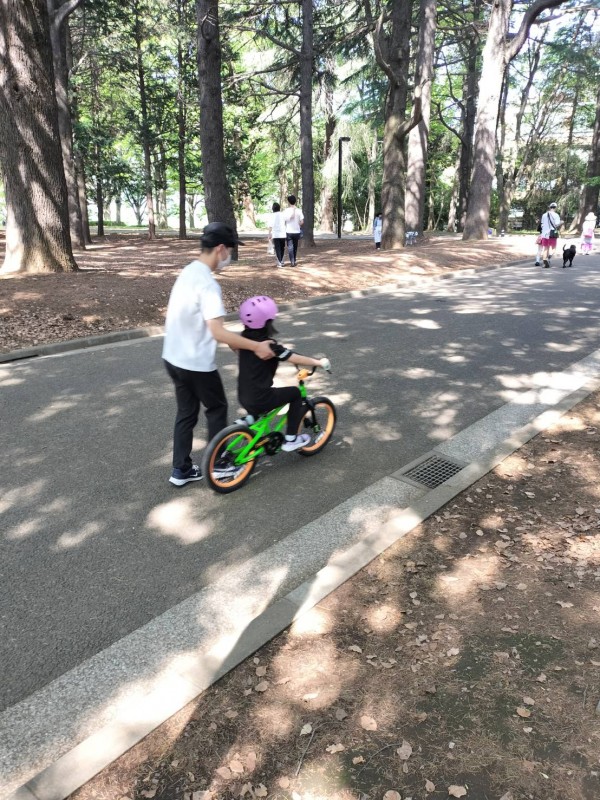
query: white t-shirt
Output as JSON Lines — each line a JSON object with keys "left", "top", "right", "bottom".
{"left": 269, "top": 211, "right": 286, "bottom": 238}
{"left": 162, "top": 260, "right": 226, "bottom": 372}
{"left": 284, "top": 206, "right": 304, "bottom": 234}
{"left": 541, "top": 210, "right": 561, "bottom": 237}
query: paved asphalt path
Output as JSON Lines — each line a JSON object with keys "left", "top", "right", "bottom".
{"left": 2, "top": 255, "right": 600, "bottom": 712}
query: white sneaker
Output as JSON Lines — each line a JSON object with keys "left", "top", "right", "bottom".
{"left": 281, "top": 434, "right": 311, "bottom": 452}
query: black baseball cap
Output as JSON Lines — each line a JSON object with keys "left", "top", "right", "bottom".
{"left": 201, "top": 222, "right": 244, "bottom": 248}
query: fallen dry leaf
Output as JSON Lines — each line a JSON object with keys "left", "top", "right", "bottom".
{"left": 225, "top": 710, "right": 238, "bottom": 719}
{"left": 360, "top": 715, "right": 378, "bottom": 731}
{"left": 448, "top": 786, "right": 467, "bottom": 798}
{"left": 245, "top": 752, "right": 257, "bottom": 772}
{"left": 536, "top": 673, "right": 547, "bottom": 682}
{"left": 556, "top": 601, "right": 573, "bottom": 608}
{"left": 335, "top": 707, "right": 348, "bottom": 721}
{"left": 499, "top": 793, "right": 514, "bottom": 800}
{"left": 523, "top": 696, "right": 535, "bottom": 706}
{"left": 396, "top": 740, "right": 413, "bottom": 760}
{"left": 303, "top": 692, "right": 319, "bottom": 701}
{"left": 254, "top": 681, "right": 269, "bottom": 693}
{"left": 300, "top": 723, "right": 313, "bottom": 736}
{"left": 141, "top": 792, "right": 156, "bottom": 799}
{"left": 326, "top": 743, "right": 345, "bottom": 754}
{"left": 255, "top": 666, "right": 267, "bottom": 677}
{"left": 353, "top": 756, "right": 365, "bottom": 765}
{"left": 239, "top": 784, "right": 252, "bottom": 799}
{"left": 254, "top": 785, "right": 268, "bottom": 798}
{"left": 278, "top": 778, "right": 290, "bottom": 789}
{"left": 425, "top": 780, "right": 436, "bottom": 793}
{"left": 216, "top": 766, "right": 232, "bottom": 779}
{"left": 229, "top": 760, "right": 244, "bottom": 775}
{"left": 516, "top": 707, "right": 531, "bottom": 718}
{"left": 447, "top": 647, "right": 460, "bottom": 657}
{"left": 348, "top": 644, "right": 363, "bottom": 653}
{"left": 383, "top": 792, "right": 402, "bottom": 800}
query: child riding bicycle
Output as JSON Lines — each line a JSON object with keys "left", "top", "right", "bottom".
{"left": 237, "top": 295, "right": 331, "bottom": 451}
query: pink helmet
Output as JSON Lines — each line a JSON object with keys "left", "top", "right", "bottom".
{"left": 239, "top": 295, "right": 278, "bottom": 329}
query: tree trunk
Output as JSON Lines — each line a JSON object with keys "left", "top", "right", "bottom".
{"left": 116, "top": 195, "right": 122, "bottom": 225}
{"left": 462, "top": 0, "right": 510, "bottom": 240}
{"left": 456, "top": 0, "right": 481, "bottom": 232}
{"left": 133, "top": 0, "right": 156, "bottom": 238}
{"left": 0, "top": 0, "right": 78, "bottom": 273}
{"left": 496, "top": 72, "right": 510, "bottom": 233}
{"left": 573, "top": 83, "right": 600, "bottom": 233}
{"left": 47, "top": 0, "right": 85, "bottom": 248}
{"left": 156, "top": 142, "right": 169, "bottom": 228}
{"left": 299, "top": 0, "right": 315, "bottom": 247}
{"left": 405, "top": 0, "right": 437, "bottom": 234}
{"left": 177, "top": 0, "right": 187, "bottom": 239}
{"left": 446, "top": 149, "right": 461, "bottom": 231}
{"left": 463, "top": 0, "right": 568, "bottom": 240}
{"left": 318, "top": 76, "right": 336, "bottom": 233}
{"left": 196, "top": 0, "right": 238, "bottom": 250}
{"left": 75, "top": 149, "right": 92, "bottom": 241}
{"left": 378, "top": 0, "right": 418, "bottom": 249}
{"left": 367, "top": 134, "right": 378, "bottom": 229}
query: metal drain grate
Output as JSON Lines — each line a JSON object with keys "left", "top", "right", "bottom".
{"left": 401, "top": 454, "right": 464, "bottom": 489}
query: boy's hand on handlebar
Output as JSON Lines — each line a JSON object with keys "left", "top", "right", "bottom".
{"left": 320, "top": 357, "right": 332, "bottom": 373}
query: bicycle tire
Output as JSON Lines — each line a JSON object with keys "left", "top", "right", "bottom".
{"left": 201, "top": 424, "right": 257, "bottom": 494}
{"left": 297, "top": 396, "right": 336, "bottom": 456}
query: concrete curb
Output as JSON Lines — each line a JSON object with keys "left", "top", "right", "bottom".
{"left": 5, "top": 346, "right": 600, "bottom": 800}
{"left": 0, "top": 257, "right": 532, "bottom": 364}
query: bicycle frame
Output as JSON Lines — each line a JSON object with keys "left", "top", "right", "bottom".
{"left": 225, "top": 373, "right": 312, "bottom": 466}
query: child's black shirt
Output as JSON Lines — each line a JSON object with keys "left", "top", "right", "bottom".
{"left": 238, "top": 327, "right": 293, "bottom": 410}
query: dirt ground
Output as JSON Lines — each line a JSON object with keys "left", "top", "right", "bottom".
{"left": 0, "top": 233, "right": 534, "bottom": 354}
{"left": 66, "top": 391, "right": 600, "bottom": 800}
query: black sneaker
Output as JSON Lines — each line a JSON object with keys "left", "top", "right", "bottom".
{"left": 543, "top": 259, "right": 550, "bottom": 268}
{"left": 169, "top": 465, "right": 203, "bottom": 486}
{"left": 535, "top": 261, "right": 540, "bottom": 266}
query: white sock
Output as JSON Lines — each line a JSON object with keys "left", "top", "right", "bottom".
{"left": 285, "top": 435, "right": 297, "bottom": 441}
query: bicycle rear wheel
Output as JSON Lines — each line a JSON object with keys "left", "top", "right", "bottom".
{"left": 201, "top": 424, "right": 256, "bottom": 494}
{"left": 297, "top": 396, "right": 336, "bottom": 456}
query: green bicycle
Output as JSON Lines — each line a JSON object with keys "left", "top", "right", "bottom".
{"left": 201, "top": 367, "right": 336, "bottom": 494}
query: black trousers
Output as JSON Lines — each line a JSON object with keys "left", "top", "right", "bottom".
{"left": 244, "top": 386, "right": 303, "bottom": 436}
{"left": 273, "top": 237, "right": 286, "bottom": 264}
{"left": 164, "top": 360, "right": 228, "bottom": 472}
{"left": 286, "top": 233, "right": 301, "bottom": 264}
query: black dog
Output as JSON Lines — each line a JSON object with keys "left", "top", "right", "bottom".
{"left": 562, "top": 244, "right": 576, "bottom": 268}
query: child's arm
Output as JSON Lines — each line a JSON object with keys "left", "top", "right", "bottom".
{"left": 287, "top": 353, "right": 331, "bottom": 371}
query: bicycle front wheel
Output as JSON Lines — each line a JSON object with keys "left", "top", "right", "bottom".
{"left": 297, "top": 396, "right": 336, "bottom": 456}
{"left": 201, "top": 424, "right": 256, "bottom": 494}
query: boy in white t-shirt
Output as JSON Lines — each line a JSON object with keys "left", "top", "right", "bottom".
{"left": 163, "top": 223, "right": 273, "bottom": 486}
{"left": 283, "top": 194, "right": 304, "bottom": 266}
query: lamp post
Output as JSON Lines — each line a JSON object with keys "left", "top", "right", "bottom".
{"left": 337, "top": 136, "right": 350, "bottom": 239}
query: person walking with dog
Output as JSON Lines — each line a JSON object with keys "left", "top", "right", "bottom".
{"left": 162, "top": 222, "right": 274, "bottom": 486}
{"left": 539, "top": 202, "right": 562, "bottom": 268}
{"left": 284, "top": 194, "right": 304, "bottom": 267}
{"left": 581, "top": 211, "right": 596, "bottom": 255}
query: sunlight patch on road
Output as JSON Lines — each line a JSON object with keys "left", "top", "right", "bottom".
{"left": 147, "top": 497, "right": 215, "bottom": 544}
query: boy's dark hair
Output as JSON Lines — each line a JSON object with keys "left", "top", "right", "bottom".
{"left": 375, "top": 210, "right": 381, "bottom": 217}
{"left": 272, "top": 202, "right": 281, "bottom": 212}
{"left": 265, "top": 320, "right": 278, "bottom": 337}
{"left": 287, "top": 194, "right": 297, "bottom": 205}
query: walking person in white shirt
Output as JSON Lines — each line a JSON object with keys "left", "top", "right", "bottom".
{"left": 162, "top": 222, "right": 274, "bottom": 486}
{"left": 283, "top": 194, "right": 304, "bottom": 267}
{"left": 539, "top": 201, "right": 562, "bottom": 268}
{"left": 268, "top": 202, "right": 287, "bottom": 268}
